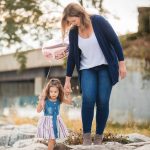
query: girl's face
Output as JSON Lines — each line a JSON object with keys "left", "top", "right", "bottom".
{"left": 67, "top": 16, "right": 80, "bottom": 27}
{"left": 49, "top": 86, "right": 59, "bottom": 100}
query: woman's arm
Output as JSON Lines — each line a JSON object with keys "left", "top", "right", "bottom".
{"left": 66, "top": 30, "right": 75, "bottom": 77}
{"left": 96, "top": 15, "right": 127, "bottom": 79}
{"left": 96, "top": 15, "right": 124, "bottom": 61}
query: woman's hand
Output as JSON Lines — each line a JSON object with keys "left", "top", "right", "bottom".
{"left": 64, "top": 76, "right": 72, "bottom": 95}
{"left": 119, "top": 61, "right": 127, "bottom": 80}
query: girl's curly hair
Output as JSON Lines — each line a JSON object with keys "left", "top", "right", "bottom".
{"left": 41, "top": 78, "right": 64, "bottom": 103}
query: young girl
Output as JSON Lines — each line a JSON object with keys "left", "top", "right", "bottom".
{"left": 36, "top": 78, "right": 71, "bottom": 150}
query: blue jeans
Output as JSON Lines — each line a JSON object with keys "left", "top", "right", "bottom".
{"left": 80, "top": 65, "right": 112, "bottom": 135}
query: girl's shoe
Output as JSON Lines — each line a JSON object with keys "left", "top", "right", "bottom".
{"left": 82, "top": 133, "right": 92, "bottom": 145}
{"left": 93, "top": 134, "right": 103, "bottom": 145}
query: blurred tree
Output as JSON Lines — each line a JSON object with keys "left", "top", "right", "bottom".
{"left": 0, "top": 0, "right": 62, "bottom": 71}
{"left": 0, "top": 0, "right": 42, "bottom": 46}
{"left": 79, "top": 0, "right": 104, "bottom": 13}
{"left": 0, "top": 0, "right": 62, "bottom": 50}
{"left": 80, "top": 0, "right": 120, "bottom": 19}
{"left": 91, "top": 0, "right": 104, "bottom": 13}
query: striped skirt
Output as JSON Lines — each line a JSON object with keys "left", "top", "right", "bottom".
{"left": 36, "top": 115, "right": 69, "bottom": 140}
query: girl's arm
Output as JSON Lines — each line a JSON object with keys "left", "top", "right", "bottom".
{"left": 36, "top": 95, "right": 45, "bottom": 113}
{"left": 63, "top": 94, "right": 72, "bottom": 105}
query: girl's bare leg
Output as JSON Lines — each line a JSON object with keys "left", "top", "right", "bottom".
{"left": 48, "top": 139, "right": 56, "bottom": 150}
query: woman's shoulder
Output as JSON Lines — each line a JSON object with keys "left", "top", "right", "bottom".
{"left": 69, "top": 26, "right": 78, "bottom": 36}
{"left": 91, "top": 14, "right": 109, "bottom": 29}
{"left": 91, "top": 14, "right": 106, "bottom": 22}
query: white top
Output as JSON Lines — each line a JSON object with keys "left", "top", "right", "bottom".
{"left": 78, "top": 32, "right": 108, "bottom": 70}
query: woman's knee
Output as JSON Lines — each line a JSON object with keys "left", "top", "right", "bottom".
{"left": 82, "top": 93, "right": 96, "bottom": 107}
{"left": 96, "top": 98, "right": 109, "bottom": 110}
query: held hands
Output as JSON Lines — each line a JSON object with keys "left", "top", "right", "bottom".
{"left": 119, "top": 61, "right": 127, "bottom": 80}
{"left": 64, "top": 78, "right": 72, "bottom": 105}
{"left": 64, "top": 80, "right": 72, "bottom": 95}
{"left": 64, "top": 93, "right": 72, "bottom": 105}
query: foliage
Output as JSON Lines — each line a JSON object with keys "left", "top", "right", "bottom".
{"left": 65, "top": 130, "right": 131, "bottom": 145}
{"left": 0, "top": 0, "right": 62, "bottom": 48}
{"left": 14, "top": 50, "right": 27, "bottom": 73}
{"left": 120, "top": 33, "right": 150, "bottom": 61}
{"left": 0, "top": 0, "right": 63, "bottom": 71}
{"left": 0, "top": 0, "right": 42, "bottom": 45}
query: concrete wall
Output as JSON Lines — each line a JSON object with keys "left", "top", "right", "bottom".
{"left": 0, "top": 49, "right": 64, "bottom": 72}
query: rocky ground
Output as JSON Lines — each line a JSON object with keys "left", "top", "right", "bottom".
{"left": 0, "top": 124, "right": 150, "bottom": 150}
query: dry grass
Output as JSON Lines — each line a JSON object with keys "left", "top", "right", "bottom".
{"left": 62, "top": 115, "right": 150, "bottom": 137}
{"left": 1, "top": 113, "right": 150, "bottom": 138}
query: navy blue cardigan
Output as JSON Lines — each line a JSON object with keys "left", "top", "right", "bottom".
{"left": 66, "top": 15, "right": 124, "bottom": 86}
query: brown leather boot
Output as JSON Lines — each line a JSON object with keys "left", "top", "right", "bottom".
{"left": 93, "top": 134, "right": 103, "bottom": 145}
{"left": 82, "top": 133, "right": 92, "bottom": 145}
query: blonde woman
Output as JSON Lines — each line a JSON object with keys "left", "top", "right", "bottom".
{"left": 61, "top": 3, "right": 127, "bottom": 145}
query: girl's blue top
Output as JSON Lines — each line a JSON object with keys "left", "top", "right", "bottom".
{"left": 44, "top": 98, "right": 61, "bottom": 138}
{"left": 44, "top": 98, "right": 60, "bottom": 116}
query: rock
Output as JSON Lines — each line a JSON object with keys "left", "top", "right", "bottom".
{"left": 8, "top": 124, "right": 36, "bottom": 146}
{"left": 0, "top": 130, "right": 12, "bottom": 146}
{"left": 0, "top": 125, "right": 17, "bottom": 130}
{"left": 135, "top": 144, "right": 150, "bottom": 150}
{"left": 126, "top": 133, "right": 150, "bottom": 142}
{"left": 1, "top": 124, "right": 150, "bottom": 150}
{"left": 8, "top": 143, "right": 47, "bottom": 150}
{"left": 70, "top": 142, "right": 134, "bottom": 150}
{"left": 13, "top": 139, "right": 35, "bottom": 148}
{"left": 127, "top": 141, "right": 150, "bottom": 147}
{"left": 54, "top": 143, "right": 72, "bottom": 150}
{"left": 0, "top": 146, "right": 8, "bottom": 150}
{"left": 0, "top": 124, "right": 37, "bottom": 146}
{"left": 15, "top": 124, "right": 37, "bottom": 135}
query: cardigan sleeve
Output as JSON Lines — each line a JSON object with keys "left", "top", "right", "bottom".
{"left": 66, "top": 30, "right": 75, "bottom": 77}
{"left": 96, "top": 15, "right": 124, "bottom": 61}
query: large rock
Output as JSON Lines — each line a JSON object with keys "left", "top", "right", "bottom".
{"left": 0, "top": 124, "right": 36, "bottom": 146}
{"left": 0, "top": 146, "right": 8, "bottom": 150}
{"left": 126, "top": 133, "right": 150, "bottom": 142}
{"left": 8, "top": 143, "right": 47, "bottom": 150}
{"left": 135, "top": 144, "right": 150, "bottom": 150}
{"left": 1, "top": 124, "right": 150, "bottom": 150}
{"left": 0, "top": 130, "right": 12, "bottom": 146}
{"left": 70, "top": 142, "right": 134, "bottom": 150}
{"left": 8, "top": 124, "right": 36, "bottom": 146}
{"left": 13, "top": 139, "right": 35, "bottom": 148}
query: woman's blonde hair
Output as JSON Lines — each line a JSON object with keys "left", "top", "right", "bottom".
{"left": 42, "top": 78, "right": 64, "bottom": 103}
{"left": 61, "top": 2, "right": 91, "bottom": 40}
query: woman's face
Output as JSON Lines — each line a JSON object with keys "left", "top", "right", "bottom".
{"left": 67, "top": 16, "right": 80, "bottom": 27}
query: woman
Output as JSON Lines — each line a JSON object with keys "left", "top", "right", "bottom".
{"left": 61, "top": 3, "right": 127, "bottom": 145}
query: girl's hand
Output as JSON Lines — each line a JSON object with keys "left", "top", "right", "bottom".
{"left": 63, "top": 93, "right": 72, "bottom": 105}
{"left": 39, "top": 99, "right": 45, "bottom": 109}
{"left": 119, "top": 61, "right": 127, "bottom": 80}
{"left": 37, "top": 94, "right": 45, "bottom": 113}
